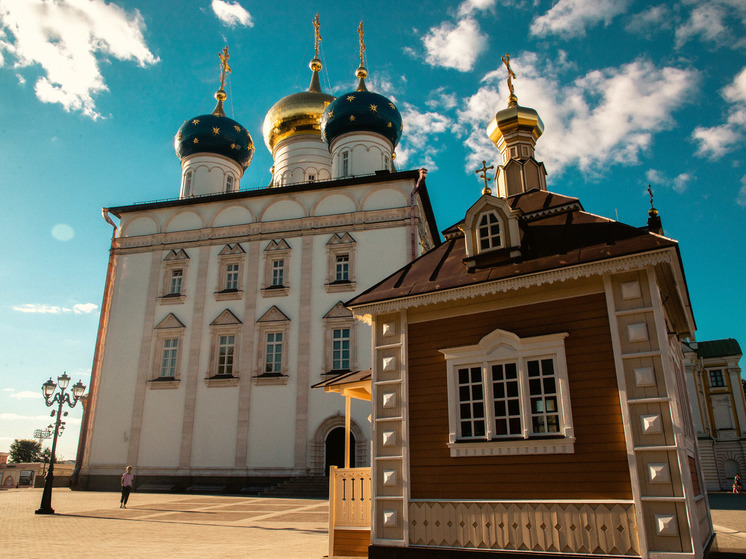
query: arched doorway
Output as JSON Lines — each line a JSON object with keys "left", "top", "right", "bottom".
{"left": 325, "top": 427, "right": 355, "bottom": 474}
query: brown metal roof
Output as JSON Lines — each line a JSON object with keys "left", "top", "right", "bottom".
{"left": 348, "top": 189, "right": 678, "bottom": 308}
{"left": 311, "top": 369, "right": 372, "bottom": 389}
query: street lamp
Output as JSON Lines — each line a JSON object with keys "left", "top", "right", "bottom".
{"left": 35, "top": 372, "right": 86, "bottom": 515}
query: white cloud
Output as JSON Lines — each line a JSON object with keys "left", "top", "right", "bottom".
{"left": 211, "top": 0, "right": 253, "bottom": 28}
{"left": 626, "top": 5, "right": 673, "bottom": 34}
{"left": 693, "top": 66, "right": 746, "bottom": 159}
{"left": 2, "top": 388, "right": 15, "bottom": 392}
{"left": 457, "top": 54, "right": 697, "bottom": 176}
{"left": 675, "top": 1, "right": 746, "bottom": 49}
{"left": 396, "top": 103, "right": 454, "bottom": 170}
{"left": 738, "top": 175, "right": 746, "bottom": 207}
{"left": 422, "top": 17, "right": 487, "bottom": 72}
{"left": 531, "top": 0, "right": 631, "bottom": 38}
{"left": 426, "top": 87, "right": 459, "bottom": 110}
{"left": 11, "top": 303, "right": 99, "bottom": 314}
{"left": 0, "top": 0, "right": 158, "bottom": 119}
{"left": 458, "top": 0, "right": 497, "bottom": 17}
{"left": 647, "top": 169, "right": 693, "bottom": 194}
{"left": 10, "top": 391, "right": 40, "bottom": 400}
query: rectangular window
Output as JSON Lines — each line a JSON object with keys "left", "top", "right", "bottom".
{"left": 184, "top": 171, "right": 192, "bottom": 197}
{"left": 457, "top": 366, "right": 486, "bottom": 439}
{"left": 265, "top": 332, "right": 283, "bottom": 374}
{"left": 271, "top": 259, "right": 284, "bottom": 286}
{"left": 332, "top": 328, "right": 351, "bottom": 371}
{"left": 527, "top": 359, "right": 560, "bottom": 434}
{"left": 308, "top": 174, "right": 316, "bottom": 182}
{"left": 217, "top": 335, "right": 235, "bottom": 376}
{"left": 169, "top": 269, "right": 183, "bottom": 294}
{"left": 492, "top": 363, "right": 521, "bottom": 436}
{"left": 335, "top": 254, "right": 349, "bottom": 282}
{"left": 709, "top": 369, "right": 725, "bottom": 387}
{"left": 225, "top": 175, "right": 234, "bottom": 192}
{"left": 342, "top": 151, "right": 349, "bottom": 177}
{"left": 225, "top": 263, "right": 239, "bottom": 290}
{"left": 160, "top": 338, "right": 178, "bottom": 378}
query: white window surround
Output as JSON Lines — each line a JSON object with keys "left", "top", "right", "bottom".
{"left": 440, "top": 328, "right": 574, "bottom": 457}
{"left": 460, "top": 196, "right": 522, "bottom": 262}
{"left": 149, "top": 313, "right": 186, "bottom": 389}
{"left": 477, "top": 211, "right": 503, "bottom": 253}
{"left": 160, "top": 249, "right": 190, "bottom": 304}
{"left": 262, "top": 239, "right": 291, "bottom": 297}
{"left": 206, "top": 309, "right": 242, "bottom": 387}
{"left": 322, "top": 301, "right": 357, "bottom": 375}
{"left": 254, "top": 305, "right": 290, "bottom": 385}
{"left": 215, "top": 244, "right": 245, "bottom": 301}
{"left": 183, "top": 170, "right": 193, "bottom": 198}
{"left": 708, "top": 368, "right": 726, "bottom": 388}
{"left": 341, "top": 150, "right": 350, "bottom": 177}
{"left": 325, "top": 233, "right": 357, "bottom": 293}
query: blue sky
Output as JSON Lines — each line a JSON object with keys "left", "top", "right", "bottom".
{"left": 1, "top": 0, "right": 745, "bottom": 459}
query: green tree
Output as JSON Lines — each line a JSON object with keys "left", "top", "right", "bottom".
{"left": 8, "top": 439, "right": 42, "bottom": 463}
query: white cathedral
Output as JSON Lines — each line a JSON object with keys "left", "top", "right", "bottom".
{"left": 74, "top": 31, "right": 439, "bottom": 491}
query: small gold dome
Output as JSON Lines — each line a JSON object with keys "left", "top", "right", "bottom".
{"left": 262, "top": 88, "right": 335, "bottom": 152}
{"left": 487, "top": 104, "right": 544, "bottom": 146}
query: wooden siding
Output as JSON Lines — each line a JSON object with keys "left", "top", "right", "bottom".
{"left": 407, "top": 293, "right": 632, "bottom": 500}
{"left": 333, "top": 528, "right": 370, "bottom": 557}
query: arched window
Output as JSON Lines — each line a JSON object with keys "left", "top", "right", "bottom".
{"left": 225, "top": 175, "right": 234, "bottom": 193}
{"left": 478, "top": 211, "right": 502, "bottom": 252}
{"left": 341, "top": 151, "right": 350, "bottom": 177}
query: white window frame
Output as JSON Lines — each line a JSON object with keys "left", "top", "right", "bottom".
{"left": 182, "top": 170, "right": 193, "bottom": 198}
{"left": 254, "top": 305, "right": 290, "bottom": 385}
{"left": 225, "top": 174, "right": 235, "bottom": 193}
{"left": 206, "top": 309, "right": 242, "bottom": 386}
{"left": 262, "top": 240, "right": 291, "bottom": 297}
{"left": 708, "top": 368, "right": 726, "bottom": 388}
{"left": 149, "top": 313, "right": 186, "bottom": 389}
{"left": 325, "top": 233, "right": 357, "bottom": 293}
{"left": 322, "top": 302, "right": 357, "bottom": 375}
{"left": 216, "top": 334, "right": 236, "bottom": 376}
{"left": 441, "top": 328, "right": 574, "bottom": 457}
{"left": 341, "top": 150, "right": 350, "bottom": 177}
{"left": 215, "top": 244, "right": 245, "bottom": 301}
{"left": 264, "top": 331, "right": 284, "bottom": 374}
{"left": 160, "top": 338, "right": 180, "bottom": 378}
{"left": 477, "top": 210, "right": 503, "bottom": 253}
{"left": 160, "top": 249, "right": 190, "bottom": 304}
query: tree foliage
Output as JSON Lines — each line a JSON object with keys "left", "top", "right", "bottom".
{"left": 8, "top": 439, "right": 42, "bottom": 463}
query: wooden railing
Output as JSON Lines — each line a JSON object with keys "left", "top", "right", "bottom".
{"left": 329, "top": 466, "right": 371, "bottom": 528}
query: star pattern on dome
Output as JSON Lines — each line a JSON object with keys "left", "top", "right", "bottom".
{"left": 400, "top": 123, "right": 403, "bottom": 131}
{"left": 347, "top": 95, "right": 356, "bottom": 102}
{"left": 328, "top": 110, "right": 334, "bottom": 119}
{"left": 387, "top": 122, "right": 392, "bottom": 128}
{"left": 212, "top": 127, "right": 220, "bottom": 135}
{"left": 192, "top": 119, "right": 200, "bottom": 125}
{"left": 177, "top": 133, "right": 182, "bottom": 140}
{"left": 193, "top": 138, "right": 199, "bottom": 144}
{"left": 233, "top": 125, "right": 241, "bottom": 132}
{"left": 350, "top": 115, "right": 356, "bottom": 121}
{"left": 231, "top": 143, "right": 236, "bottom": 149}
{"left": 388, "top": 102, "right": 395, "bottom": 109}
{"left": 370, "top": 104, "right": 377, "bottom": 112}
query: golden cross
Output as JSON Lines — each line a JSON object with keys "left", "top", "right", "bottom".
{"left": 475, "top": 160, "right": 494, "bottom": 195}
{"left": 218, "top": 45, "right": 231, "bottom": 90}
{"left": 313, "top": 13, "right": 321, "bottom": 58}
{"left": 358, "top": 21, "right": 366, "bottom": 67}
{"left": 501, "top": 53, "right": 517, "bottom": 104}
{"left": 647, "top": 184, "right": 654, "bottom": 209}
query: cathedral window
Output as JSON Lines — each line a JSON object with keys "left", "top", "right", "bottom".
{"left": 441, "top": 329, "right": 574, "bottom": 457}
{"left": 149, "top": 313, "right": 186, "bottom": 388}
{"left": 325, "top": 233, "right": 356, "bottom": 292}
{"left": 322, "top": 302, "right": 356, "bottom": 375}
{"left": 225, "top": 174, "right": 235, "bottom": 193}
{"left": 709, "top": 369, "right": 726, "bottom": 388}
{"left": 262, "top": 240, "right": 291, "bottom": 297}
{"left": 215, "top": 244, "right": 245, "bottom": 301}
{"left": 160, "top": 249, "right": 190, "bottom": 304}
{"left": 308, "top": 173, "right": 316, "bottom": 182}
{"left": 477, "top": 211, "right": 502, "bottom": 252}
{"left": 183, "top": 171, "right": 193, "bottom": 197}
{"left": 341, "top": 150, "right": 350, "bottom": 177}
{"left": 217, "top": 335, "right": 235, "bottom": 376}
{"left": 206, "top": 309, "right": 242, "bottom": 386}
{"left": 254, "top": 306, "right": 290, "bottom": 384}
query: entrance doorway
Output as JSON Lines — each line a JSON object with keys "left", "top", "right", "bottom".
{"left": 325, "top": 427, "right": 355, "bottom": 474}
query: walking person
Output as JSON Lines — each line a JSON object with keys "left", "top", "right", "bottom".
{"left": 120, "top": 465, "right": 134, "bottom": 508}
{"left": 734, "top": 473, "right": 742, "bottom": 494}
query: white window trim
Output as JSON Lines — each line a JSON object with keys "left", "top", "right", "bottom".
{"left": 205, "top": 310, "right": 242, "bottom": 387}
{"left": 159, "top": 249, "right": 190, "bottom": 305}
{"left": 215, "top": 244, "right": 245, "bottom": 301}
{"left": 325, "top": 233, "right": 357, "bottom": 292}
{"left": 149, "top": 314, "right": 186, "bottom": 389}
{"left": 440, "top": 329, "right": 574, "bottom": 457}
{"left": 182, "top": 170, "right": 193, "bottom": 198}
{"left": 476, "top": 210, "right": 504, "bottom": 254}
{"left": 322, "top": 302, "right": 357, "bottom": 375}
{"left": 707, "top": 368, "right": 726, "bottom": 389}
{"left": 262, "top": 240, "right": 291, "bottom": 297}
{"left": 254, "top": 306, "right": 290, "bottom": 385}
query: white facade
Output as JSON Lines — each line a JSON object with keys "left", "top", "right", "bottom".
{"left": 80, "top": 172, "right": 436, "bottom": 488}
{"left": 271, "top": 135, "right": 332, "bottom": 186}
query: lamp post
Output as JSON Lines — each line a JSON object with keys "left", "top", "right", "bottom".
{"left": 35, "top": 372, "right": 86, "bottom": 515}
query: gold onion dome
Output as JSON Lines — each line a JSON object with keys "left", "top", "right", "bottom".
{"left": 487, "top": 102, "right": 544, "bottom": 146}
{"left": 262, "top": 57, "right": 335, "bottom": 152}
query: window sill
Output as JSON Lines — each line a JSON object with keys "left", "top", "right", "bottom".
{"left": 147, "top": 378, "right": 180, "bottom": 389}
{"left": 447, "top": 436, "right": 575, "bottom": 457}
{"left": 204, "top": 375, "right": 240, "bottom": 387}
{"left": 215, "top": 289, "right": 243, "bottom": 301}
{"left": 325, "top": 280, "right": 356, "bottom": 293}
{"left": 261, "top": 285, "right": 289, "bottom": 297}
{"left": 159, "top": 294, "right": 186, "bottom": 305}
{"left": 253, "top": 373, "right": 289, "bottom": 386}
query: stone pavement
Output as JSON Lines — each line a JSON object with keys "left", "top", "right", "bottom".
{"left": 1, "top": 488, "right": 329, "bottom": 558}
{"left": 2, "top": 488, "right": 744, "bottom": 558}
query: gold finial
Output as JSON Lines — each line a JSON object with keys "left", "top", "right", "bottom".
{"left": 358, "top": 21, "right": 366, "bottom": 67}
{"left": 501, "top": 53, "right": 518, "bottom": 107}
{"left": 475, "top": 160, "right": 495, "bottom": 196}
{"left": 647, "top": 184, "right": 659, "bottom": 216}
{"left": 313, "top": 13, "right": 321, "bottom": 58}
{"left": 218, "top": 45, "right": 231, "bottom": 92}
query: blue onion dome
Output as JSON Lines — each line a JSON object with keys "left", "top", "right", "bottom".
{"left": 321, "top": 64, "right": 403, "bottom": 148}
{"left": 262, "top": 55, "right": 335, "bottom": 152}
{"left": 174, "top": 48, "right": 254, "bottom": 170}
